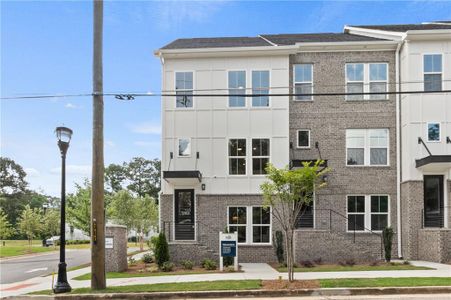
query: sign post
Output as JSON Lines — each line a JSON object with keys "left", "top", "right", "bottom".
{"left": 219, "top": 232, "right": 238, "bottom": 271}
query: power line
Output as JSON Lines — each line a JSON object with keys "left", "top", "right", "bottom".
{"left": 1, "top": 89, "right": 450, "bottom": 100}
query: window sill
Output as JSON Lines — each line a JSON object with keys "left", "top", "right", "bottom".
{"left": 293, "top": 99, "right": 314, "bottom": 102}
{"left": 345, "top": 99, "right": 389, "bottom": 102}
{"left": 238, "top": 243, "right": 272, "bottom": 247}
{"left": 346, "top": 165, "right": 390, "bottom": 168}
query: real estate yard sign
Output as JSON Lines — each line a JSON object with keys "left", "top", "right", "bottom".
{"left": 219, "top": 232, "right": 238, "bottom": 271}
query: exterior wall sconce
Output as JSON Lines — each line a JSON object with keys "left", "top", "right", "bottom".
{"left": 201, "top": 183, "right": 206, "bottom": 191}
{"left": 322, "top": 175, "right": 329, "bottom": 183}
{"left": 447, "top": 137, "right": 451, "bottom": 144}
{"left": 170, "top": 152, "right": 173, "bottom": 159}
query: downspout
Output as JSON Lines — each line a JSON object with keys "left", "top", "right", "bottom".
{"left": 395, "top": 41, "right": 403, "bottom": 258}
{"left": 158, "top": 53, "right": 165, "bottom": 234}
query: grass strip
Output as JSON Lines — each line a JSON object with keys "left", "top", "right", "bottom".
{"left": 73, "top": 270, "right": 216, "bottom": 280}
{"left": 277, "top": 264, "right": 432, "bottom": 273}
{"left": 30, "top": 280, "right": 262, "bottom": 295}
{"left": 320, "top": 277, "right": 451, "bottom": 288}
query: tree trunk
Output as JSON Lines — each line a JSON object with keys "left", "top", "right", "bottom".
{"left": 139, "top": 229, "right": 144, "bottom": 251}
{"left": 284, "top": 229, "right": 295, "bottom": 282}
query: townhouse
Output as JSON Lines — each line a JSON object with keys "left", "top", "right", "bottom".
{"left": 155, "top": 22, "right": 451, "bottom": 264}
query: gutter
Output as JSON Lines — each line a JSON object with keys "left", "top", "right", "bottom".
{"left": 395, "top": 40, "right": 403, "bottom": 259}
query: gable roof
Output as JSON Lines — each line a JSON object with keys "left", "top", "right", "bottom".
{"left": 161, "top": 37, "right": 272, "bottom": 50}
{"left": 161, "top": 33, "right": 388, "bottom": 50}
{"left": 260, "top": 33, "right": 384, "bottom": 45}
{"left": 350, "top": 23, "right": 451, "bottom": 32}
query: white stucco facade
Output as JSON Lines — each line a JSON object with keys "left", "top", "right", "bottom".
{"left": 159, "top": 55, "right": 290, "bottom": 195}
{"left": 399, "top": 37, "right": 451, "bottom": 181}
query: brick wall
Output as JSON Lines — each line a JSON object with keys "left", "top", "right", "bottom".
{"left": 418, "top": 228, "right": 451, "bottom": 263}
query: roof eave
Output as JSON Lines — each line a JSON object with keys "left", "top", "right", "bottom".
{"left": 344, "top": 25, "right": 406, "bottom": 41}
{"left": 405, "top": 29, "right": 451, "bottom": 41}
{"left": 295, "top": 40, "right": 398, "bottom": 52}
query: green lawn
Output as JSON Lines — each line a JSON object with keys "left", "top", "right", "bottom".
{"left": 320, "top": 277, "right": 451, "bottom": 288}
{"left": 30, "top": 277, "right": 451, "bottom": 295}
{"left": 0, "top": 240, "right": 55, "bottom": 258}
{"left": 277, "top": 263, "right": 432, "bottom": 273}
{"left": 31, "top": 280, "right": 261, "bottom": 295}
{"left": 73, "top": 270, "right": 217, "bottom": 280}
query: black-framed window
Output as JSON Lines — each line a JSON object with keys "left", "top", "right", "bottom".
{"left": 252, "top": 207, "right": 270, "bottom": 243}
{"left": 297, "top": 130, "right": 310, "bottom": 148}
{"left": 229, "top": 139, "right": 246, "bottom": 175}
{"left": 252, "top": 139, "right": 270, "bottom": 175}
{"left": 347, "top": 196, "right": 365, "bottom": 231}
{"left": 371, "top": 195, "right": 388, "bottom": 231}
{"left": 427, "top": 123, "right": 440, "bottom": 142}
{"left": 228, "top": 207, "right": 247, "bottom": 243}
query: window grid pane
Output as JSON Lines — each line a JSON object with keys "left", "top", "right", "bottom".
{"left": 175, "top": 72, "right": 193, "bottom": 108}
{"left": 294, "top": 64, "right": 313, "bottom": 100}
{"left": 252, "top": 71, "right": 270, "bottom": 107}
{"left": 228, "top": 71, "right": 246, "bottom": 107}
{"left": 297, "top": 130, "right": 310, "bottom": 148}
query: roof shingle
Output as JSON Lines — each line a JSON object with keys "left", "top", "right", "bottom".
{"left": 260, "top": 33, "right": 385, "bottom": 45}
{"left": 351, "top": 23, "right": 451, "bottom": 32}
{"left": 161, "top": 37, "right": 271, "bottom": 50}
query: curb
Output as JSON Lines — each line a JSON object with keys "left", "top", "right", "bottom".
{"left": 7, "top": 286, "right": 451, "bottom": 299}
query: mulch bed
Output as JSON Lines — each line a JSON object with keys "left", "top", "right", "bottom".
{"left": 262, "top": 280, "right": 320, "bottom": 290}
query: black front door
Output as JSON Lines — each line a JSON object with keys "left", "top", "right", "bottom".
{"left": 174, "top": 189, "right": 195, "bottom": 240}
{"left": 424, "top": 175, "right": 444, "bottom": 228}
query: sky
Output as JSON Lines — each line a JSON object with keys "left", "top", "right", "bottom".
{"left": 1, "top": 0, "right": 450, "bottom": 196}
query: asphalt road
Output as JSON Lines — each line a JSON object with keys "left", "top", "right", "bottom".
{"left": 0, "top": 248, "right": 92, "bottom": 284}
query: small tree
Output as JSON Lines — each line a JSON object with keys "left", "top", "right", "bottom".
{"left": 18, "top": 205, "right": 42, "bottom": 247}
{"left": 42, "top": 209, "right": 60, "bottom": 247}
{"left": 383, "top": 226, "right": 394, "bottom": 262}
{"left": 135, "top": 195, "right": 158, "bottom": 251}
{"left": 273, "top": 231, "right": 284, "bottom": 265}
{"left": 261, "top": 161, "right": 329, "bottom": 282}
{"left": 0, "top": 208, "right": 14, "bottom": 244}
{"left": 155, "top": 232, "right": 170, "bottom": 268}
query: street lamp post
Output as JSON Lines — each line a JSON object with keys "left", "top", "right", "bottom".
{"left": 53, "top": 126, "right": 73, "bottom": 294}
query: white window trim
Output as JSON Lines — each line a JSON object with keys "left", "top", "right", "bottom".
{"left": 227, "top": 70, "right": 247, "bottom": 109}
{"left": 293, "top": 64, "right": 314, "bottom": 101}
{"left": 228, "top": 138, "right": 247, "bottom": 176}
{"left": 174, "top": 71, "right": 195, "bottom": 109}
{"left": 346, "top": 195, "right": 390, "bottom": 233}
{"left": 227, "top": 205, "right": 272, "bottom": 245}
{"left": 251, "top": 138, "right": 271, "bottom": 176}
{"left": 296, "top": 129, "right": 311, "bottom": 149}
{"left": 345, "top": 63, "right": 389, "bottom": 101}
{"left": 251, "top": 70, "right": 271, "bottom": 108}
{"left": 346, "top": 129, "right": 390, "bottom": 167}
{"left": 426, "top": 122, "right": 441, "bottom": 143}
{"left": 177, "top": 138, "right": 192, "bottom": 158}
{"left": 423, "top": 53, "right": 443, "bottom": 91}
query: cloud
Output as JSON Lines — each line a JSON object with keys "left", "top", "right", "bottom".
{"left": 129, "top": 122, "right": 161, "bottom": 135}
{"left": 105, "top": 140, "right": 115, "bottom": 147}
{"left": 24, "top": 168, "right": 40, "bottom": 177}
{"left": 134, "top": 141, "right": 160, "bottom": 147}
{"left": 65, "top": 103, "right": 82, "bottom": 109}
{"left": 50, "top": 165, "right": 91, "bottom": 176}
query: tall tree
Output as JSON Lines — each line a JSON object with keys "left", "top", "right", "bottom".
{"left": 18, "top": 205, "right": 42, "bottom": 247}
{"left": 67, "top": 180, "right": 92, "bottom": 235}
{"left": 108, "top": 190, "right": 136, "bottom": 235}
{"left": 0, "top": 157, "right": 28, "bottom": 195}
{"left": 42, "top": 209, "right": 60, "bottom": 243}
{"left": 135, "top": 195, "right": 158, "bottom": 251}
{"left": 125, "top": 157, "right": 160, "bottom": 200}
{"left": 104, "top": 163, "right": 126, "bottom": 193}
{"left": 261, "top": 161, "right": 329, "bottom": 282}
{"left": 0, "top": 208, "right": 14, "bottom": 243}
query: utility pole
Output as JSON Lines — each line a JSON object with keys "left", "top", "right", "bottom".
{"left": 91, "top": 0, "right": 106, "bottom": 290}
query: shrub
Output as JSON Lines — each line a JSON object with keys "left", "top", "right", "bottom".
{"left": 202, "top": 259, "right": 217, "bottom": 270}
{"left": 300, "top": 260, "right": 314, "bottom": 268}
{"left": 128, "top": 236, "right": 137, "bottom": 243}
{"left": 155, "top": 232, "right": 170, "bottom": 268}
{"left": 181, "top": 260, "right": 194, "bottom": 270}
{"left": 142, "top": 253, "right": 153, "bottom": 264}
{"left": 403, "top": 260, "right": 410, "bottom": 265}
{"left": 128, "top": 257, "right": 136, "bottom": 266}
{"left": 383, "top": 227, "right": 394, "bottom": 262}
{"left": 369, "top": 260, "right": 380, "bottom": 266}
{"left": 273, "top": 231, "right": 284, "bottom": 264}
{"left": 345, "top": 259, "right": 356, "bottom": 267}
{"left": 147, "top": 235, "right": 159, "bottom": 252}
{"left": 313, "top": 257, "right": 322, "bottom": 265}
{"left": 161, "top": 261, "right": 174, "bottom": 272}
{"left": 338, "top": 260, "right": 346, "bottom": 266}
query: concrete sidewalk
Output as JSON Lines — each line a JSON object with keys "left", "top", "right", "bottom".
{"left": 1, "top": 260, "right": 450, "bottom": 298}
